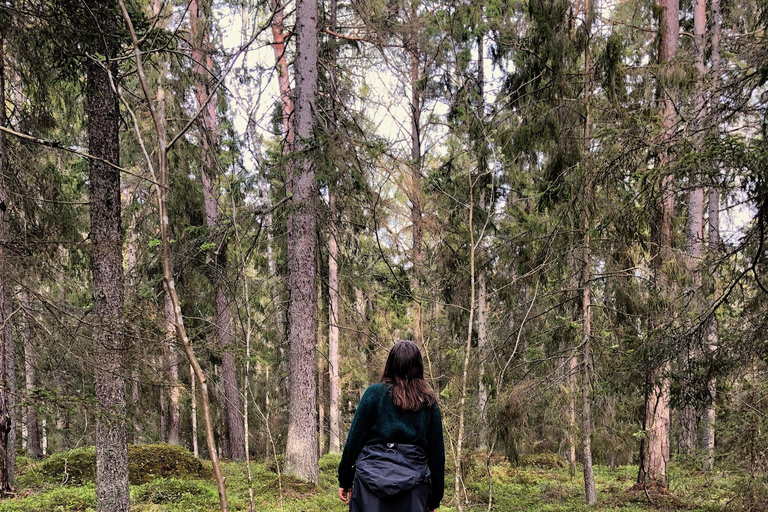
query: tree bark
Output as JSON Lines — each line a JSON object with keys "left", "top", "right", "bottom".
{"left": 475, "top": 35, "right": 489, "bottom": 451}
{"left": 327, "top": 0, "right": 342, "bottom": 456}
{"left": 284, "top": 0, "right": 320, "bottom": 484}
{"left": 269, "top": 0, "right": 295, "bottom": 153}
{"left": 189, "top": 0, "right": 246, "bottom": 461}
{"left": 409, "top": 12, "right": 423, "bottom": 347}
{"left": 679, "top": 0, "right": 707, "bottom": 456}
{"left": 21, "top": 290, "right": 41, "bottom": 459}
{"left": 580, "top": 8, "right": 596, "bottom": 500}
{"left": 88, "top": 43, "right": 129, "bottom": 512}
{"left": 165, "top": 292, "right": 180, "bottom": 445}
{"left": 328, "top": 193, "right": 341, "bottom": 453}
{"left": 454, "top": 165, "right": 476, "bottom": 512}
{"left": 702, "top": 0, "right": 722, "bottom": 472}
{"left": 640, "top": 0, "right": 678, "bottom": 486}
{"left": 0, "top": 29, "right": 15, "bottom": 496}
{"left": 581, "top": 232, "right": 596, "bottom": 505}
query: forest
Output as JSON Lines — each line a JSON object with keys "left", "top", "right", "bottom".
{"left": 0, "top": 0, "right": 767, "bottom": 510}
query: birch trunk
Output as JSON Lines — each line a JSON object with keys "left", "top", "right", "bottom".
{"left": 328, "top": 193, "right": 341, "bottom": 453}
{"left": 702, "top": 0, "right": 722, "bottom": 472}
{"left": 22, "top": 290, "right": 41, "bottom": 459}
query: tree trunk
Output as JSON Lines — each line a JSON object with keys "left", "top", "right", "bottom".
{"left": 475, "top": 35, "right": 489, "bottom": 451}
{"left": 191, "top": 365, "right": 199, "bottom": 457}
{"left": 328, "top": 193, "right": 341, "bottom": 453}
{"left": 581, "top": 232, "right": 596, "bottom": 505}
{"left": 640, "top": 0, "right": 678, "bottom": 486}
{"left": 0, "top": 30, "right": 14, "bottom": 496}
{"left": 21, "top": 291, "right": 41, "bottom": 459}
{"left": 702, "top": 0, "right": 722, "bottom": 472}
{"left": 269, "top": 0, "right": 295, "bottom": 153}
{"left": 88, "top": 45, "right": 129, "bottom": 511}
{"left": 477, "top": 261, "right": 489, "bottom": 450}
{"left": 159, "top": 356, "right": 168, "bottom": 443}
{"left": 284, "top": 0, "right": 320, "bottom": 484}
{"left": 409, "top": 14, "right": 423, "bottom": 347}
{"left": 568, "top": 352, "right": 578, "bottom": 475}
{"left": 116, "top": 1, "right": 228, "bottom": 505}
{"left": 679, "top": 0, "right": 707, "bottom": 456}
{"left": 580, "top": 8, "right": 596, "bottom": 500}
{"left": 189, "top": 0, "right": 245, "bottom": 461}
{"left": 454, "top": 166, "right": 476, "bottom": 512}
{"left": 165, "top": 293, "right": 180, "bottom": 445}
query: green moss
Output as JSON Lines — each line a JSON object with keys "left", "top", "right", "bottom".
{"left": 0, "top": 484, "right": 96, "bottom": 511}
{"left": 16, "top": 444, "right": 212, "bottom": 489}
{"left": 131, "top": 478, "right": 218, "bottom": 508}
{"left": 128, "top": 444, "right": 213, "bottom": 484}
{"left": 520, "top": 453, "right": 567, "bottom": 469}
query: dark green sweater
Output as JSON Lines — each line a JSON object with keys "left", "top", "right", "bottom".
{"left": 338, "top": 383, "right": 445, "bottom": 509}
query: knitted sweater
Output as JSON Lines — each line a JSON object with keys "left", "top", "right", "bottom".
{"left": 338, "top": 382, "right": 445, "bottom": 510}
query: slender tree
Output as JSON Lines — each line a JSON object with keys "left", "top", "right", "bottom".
{"left": 702, "top": 0, "right": 722, "bottom": 472}
{"left": 189, "top": 0, "right": 246, "bottom": 460}
{"left": 0, "top": 27, "right": 14, "bottom": 497}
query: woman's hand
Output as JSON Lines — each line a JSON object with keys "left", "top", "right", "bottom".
{"left": 338, "top": 487, "right": 352, "bottom": 504}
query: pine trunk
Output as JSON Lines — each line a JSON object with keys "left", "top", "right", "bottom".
{"left": 641, "top": 0, "right": 678, "bottom": 486}
{"left": 88, "top": 48, "right": 129, "bottom": 511}
{"left": 284, "top": 0, "right": 320, "bottom": 484}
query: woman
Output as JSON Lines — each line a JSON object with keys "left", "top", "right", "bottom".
{"left": 338, "top": 340, "right": 445, "bottom": 512}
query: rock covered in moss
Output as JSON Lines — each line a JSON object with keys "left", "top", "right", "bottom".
{"left": 17, "top": 444, "right": 212, "bottom": 488}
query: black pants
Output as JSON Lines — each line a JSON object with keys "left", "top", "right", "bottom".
{"left": 350, "top": 476, "right": 430, "bottom": 512}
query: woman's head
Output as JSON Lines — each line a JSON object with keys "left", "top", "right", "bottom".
{"left": 381, "top": 340, "right": 436, "bottom": 411}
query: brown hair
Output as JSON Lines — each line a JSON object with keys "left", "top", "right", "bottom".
{"left": 381, "top": 340, "right": 437, "bottom": 412}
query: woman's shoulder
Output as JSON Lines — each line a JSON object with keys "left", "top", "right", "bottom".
{"left": 363, "top": 382, "right": 390, "bottom": 397}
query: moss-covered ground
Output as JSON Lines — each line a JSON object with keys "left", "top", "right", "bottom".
{"left": 1, "top": 447, "right": 766, "bottom": 511}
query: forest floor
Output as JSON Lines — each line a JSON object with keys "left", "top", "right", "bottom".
{"left": 0, "top": 449, "right": 765, "bottom": 511}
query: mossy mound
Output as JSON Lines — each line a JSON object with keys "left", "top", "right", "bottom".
{"left": 17, "top": 444, "right": 212, "bottom": 488}
{"left": 519, "top": 453, "right": 566, "bottom": 469}
{"left": 128, "top": 444, "right": 213, "bottom": 484}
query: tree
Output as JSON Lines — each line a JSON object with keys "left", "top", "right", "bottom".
{"left": 86, "top": 3, "right": 129, "bottom": 508}
{"left": 284, "top": 0, "right": 320, "bottom": 484}
{"left": 640, "top": 0, "right": 679, "bottom": 486}
{"left": 189, "top": 0, "right": 246, "bottom": 461}
{"left": 0, "top": 25, "right": 14, "bottom": 497}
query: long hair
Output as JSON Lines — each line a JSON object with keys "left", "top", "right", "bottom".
{"left": 381, "top": 340, "right": 437, "bottom": 412}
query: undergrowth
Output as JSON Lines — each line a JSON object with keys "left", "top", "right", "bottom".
{"left": 0, "top": 446, "right": 766, "bottom": 511}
